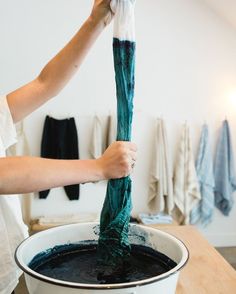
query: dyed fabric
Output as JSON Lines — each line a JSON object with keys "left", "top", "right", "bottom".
{"left": 214, "top": 120, "right": 236, "bottom": 216}
{"left": 98, "top": 0, "right": 136, "bottom": 267}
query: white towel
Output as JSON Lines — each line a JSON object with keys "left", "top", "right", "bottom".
{"left": 7, "top": 121, "right": 32, "bottom": 226}
{"left": 148, "top": 119, "right": 174, "bottom": 214}
{"left": 89, "top": 115, "right": 109, "bottom": 159}
{"left": 173, "top": 123, "right": 201, "bottom": 224}
{"left": 107, "top": 114, "right": 117, "bottom": 145}
{"left": 90, "top": 114, "right": 117, "bottom": 159}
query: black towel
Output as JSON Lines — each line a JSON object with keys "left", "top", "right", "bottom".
{"left": 39, "top": 115, "right": 80, "bottom": 200}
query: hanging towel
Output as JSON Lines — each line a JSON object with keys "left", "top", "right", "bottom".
{"left": 90, "top": 115, "right": 108, "bottom": 159}
{"left": 39, "top": 115, "right": 80, "bottom": 200}
{"left": 0, "top": 95, "right": 28, "bottom": 294}
{"left": 90, "top": 114, "right": 117, "bottom": 159}
{"left": 190, "top": 124, "right": 215, "bottom": 226}
{"left": 98, "top": 0, "right": 136, "bottom": 268}
{"left": 173, "top": 123, "right": 201, "bottom": 225}
{"left": 148, "top": 118, "right": 174, "bottom": 214}
{"left": 6, "top": 121, "right": 32, "bottom": 226}
{"left": 107, "top": 113, "right": 117, "bottom": 145}
{"left": 214, "top": 120, "right": 236, "bottom": 216}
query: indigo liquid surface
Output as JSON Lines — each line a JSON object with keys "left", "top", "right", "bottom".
{"left": 29, "top": 243, "right": 177, "bottom": 284}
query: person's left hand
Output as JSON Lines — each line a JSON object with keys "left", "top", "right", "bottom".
{"left": 90, "top": 0, "right": 114, "bottom": 27}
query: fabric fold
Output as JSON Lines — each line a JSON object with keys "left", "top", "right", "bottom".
{"left": 148, "top": 118, "right": 174, "bottom": 215}
{"left": 173, "top": 123, "right": 201, "bottom": 225}
{"left": 214, "top": 120, "right": 236, "bottom": 216}
{"left": 190, "top": 124, "right": 215, "bottom": 226}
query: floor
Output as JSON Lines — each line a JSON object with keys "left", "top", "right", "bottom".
{"left": 15, "top": 247, "right": 236, "bottom": 294}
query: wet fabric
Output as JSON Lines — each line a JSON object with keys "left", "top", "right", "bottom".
{"left": 98, "top": 0, "right": 136, "bottom": 267}
{"left": 39, "top": 115, "right": 80, "bottom": 200}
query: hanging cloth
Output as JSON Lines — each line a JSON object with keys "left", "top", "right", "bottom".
{"left": 98, "top": 0, "right": 136, "bottom": 267}
{"left": 190, "top": 124, "right": 215, "bottom": 226}
{"left": 89, "top": 114, "right": 116, "bottom": 159}
{"left": 39, "top": 116, "right": 80, "bottom": 200}
{"left": 214, "top": 120, "right": 236, "bottom": 215}
{"left": 173, "top": 123, "right": 201, "bottom": 225}
{"left": 90, "top": 115, "right": 109, "bottom": 159}
{"left": 148, "top": 118, "right": 174, "bottom": 214}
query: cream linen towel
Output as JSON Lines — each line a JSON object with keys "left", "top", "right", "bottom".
{"left": 148, "top": 119, "right": 174, "bottom": 214}
{"left": 107, "top": 114, "right": 117, "bottom": 145}
{"left": 173, "top": 123, "right": 201, "bottom": 224}
{"left": 90, "top": 114, "right": 116, "bottom": 159}
{"left": 90, "top": 115, "right": 108, "bottom": 159}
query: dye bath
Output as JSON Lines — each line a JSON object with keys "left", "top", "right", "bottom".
{"left": 29, "top": 243, "right": 177, "bottom": 285}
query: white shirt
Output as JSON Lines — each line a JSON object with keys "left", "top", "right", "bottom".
{"left": 0, "top": 95, "right": 28, "bottom": 294}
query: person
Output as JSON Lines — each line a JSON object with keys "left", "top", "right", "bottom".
{"left": 0, "top": 1, "right": 137, "bottom": 293}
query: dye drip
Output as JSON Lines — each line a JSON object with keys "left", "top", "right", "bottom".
{"left": 29, "top": 243, "right": 177, "bottom": 284}
{"left": 98, "top": 0, "right": 136, "bottom": 267}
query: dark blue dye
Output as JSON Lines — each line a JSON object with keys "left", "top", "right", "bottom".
{"left": 29, "top": 243, "right": 177, "bottom": 284}
{"left": 98, "top": 38, "right": 136, "bottom": 268}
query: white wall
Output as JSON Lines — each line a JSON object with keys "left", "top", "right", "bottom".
{"left": 1, "top": 0, "right": 236, "bottom": 247}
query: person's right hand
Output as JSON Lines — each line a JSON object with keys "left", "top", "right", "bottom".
{"left": 90, "top": 0, "right": 113, "bottom": 27}
{"left": 97, "top": 141, "right": 137, "bottom": 180}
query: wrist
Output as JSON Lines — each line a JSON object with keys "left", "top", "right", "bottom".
{"left": 86, "top": 14, "right": 106, "bottom": 32}
{"left": 89, "top": 159, "right": 107, "bottom": 182}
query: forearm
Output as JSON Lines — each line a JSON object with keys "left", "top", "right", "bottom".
{"left": 38, "top": 16, "right": 105, "bottom": 97}
{"left": 0, "top": 156, "right": 104, "bottom": 195}
{"left": 7, "top": 16, "right": 105, "bottom": 123}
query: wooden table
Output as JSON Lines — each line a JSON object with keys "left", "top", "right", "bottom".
{"left": 150, "top": 225, "right": 236, "bottom": 294}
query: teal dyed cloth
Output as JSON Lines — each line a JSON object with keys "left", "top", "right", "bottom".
{"left": 98, "top": 38, "right": 135, "bottom": 267}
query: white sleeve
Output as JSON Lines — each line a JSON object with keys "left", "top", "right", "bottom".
{"left": 0, "top": 95, "right": 17, "bottom": 150}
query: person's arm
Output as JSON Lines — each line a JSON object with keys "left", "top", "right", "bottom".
{"left": 7, "top": 0, "right": 113, "bottom": 123}
{"left": 0, "top": 141, "right": 137, "bottom": 195}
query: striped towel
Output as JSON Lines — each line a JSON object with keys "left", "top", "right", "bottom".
{"left": 173, "top": 123, "right": 201, "bottom": 225}
{"left": 214, "top": 120, "right": 236, "bottom": 216}
{"left": 190, "top": 124, "right": 215, "bottom": 226}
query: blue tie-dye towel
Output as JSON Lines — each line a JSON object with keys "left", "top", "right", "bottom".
{"left": 214, "top": 120, "right": 236, "bottom": 216}
{"left": 190, "top": 124, "right": 215, "bottom": 226}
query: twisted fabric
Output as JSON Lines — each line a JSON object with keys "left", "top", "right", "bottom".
{"left": 98, "top": 0, "right": 136, "bottom": 267}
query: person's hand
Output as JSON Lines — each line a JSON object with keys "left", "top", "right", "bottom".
{"left": 90, "top": 0, "right": 113, "bottom": 27}
{"left": 97, "top": 141, "right": 137, "bottom": 180}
